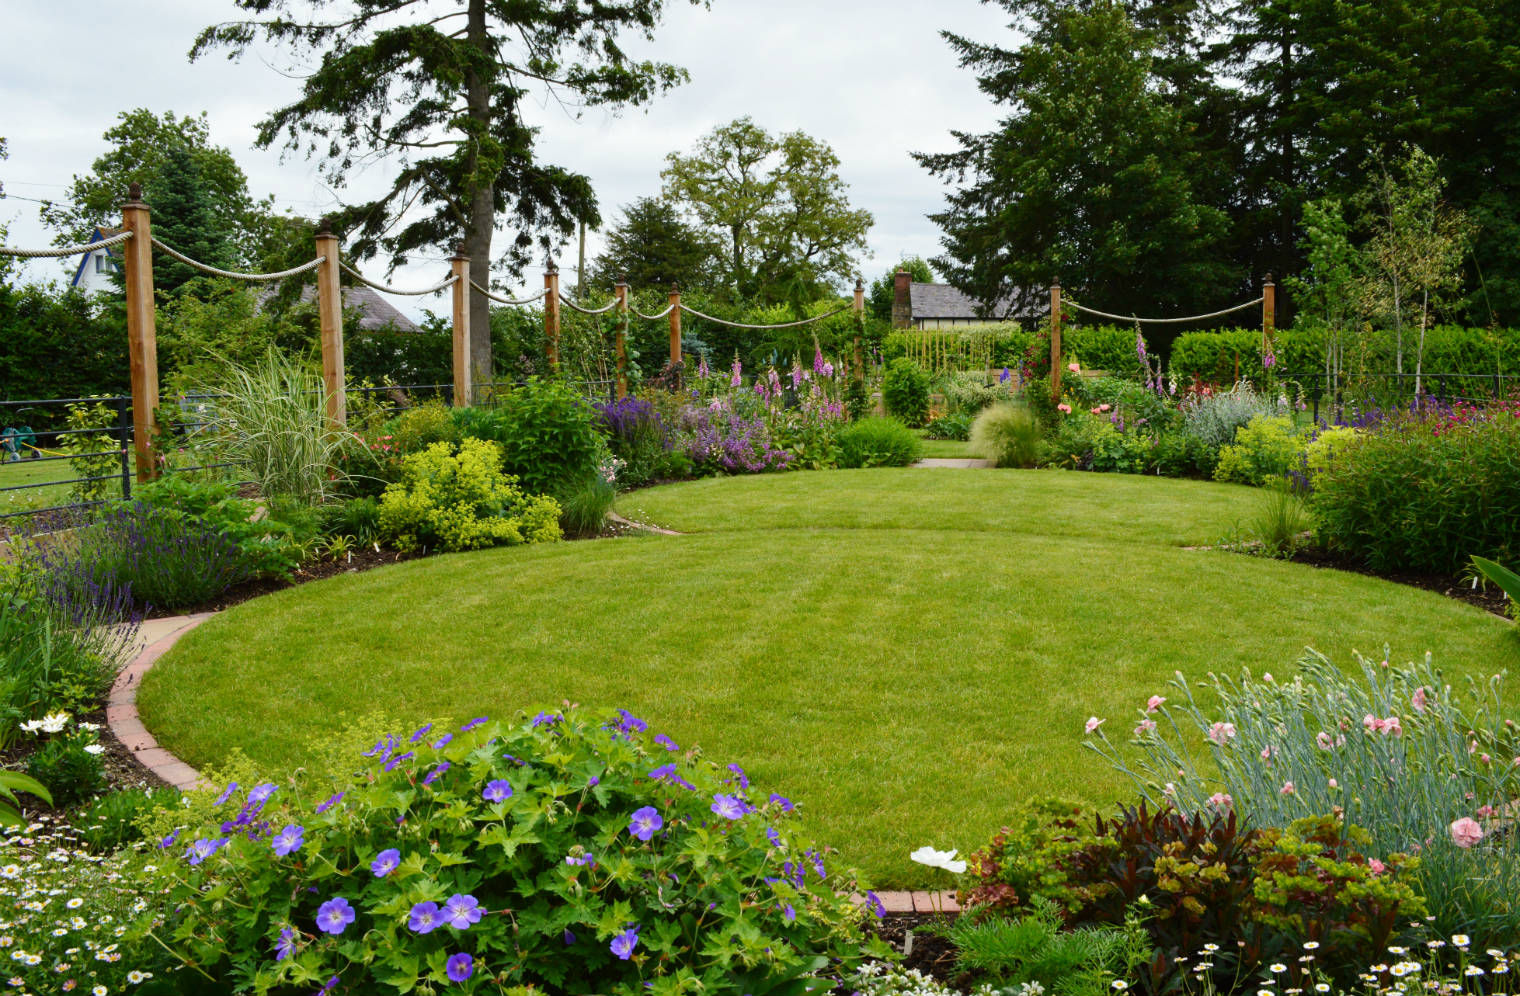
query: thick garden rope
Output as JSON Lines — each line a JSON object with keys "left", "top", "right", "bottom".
{"left": 151, "top": 238, "right": 325, "bottom": 281}
{"left": 0, "top": 230, "right": 133, "bottom": 258}
{"left": 632, "top": 304, "right": 676, "bottom": 321}
{"left": 1064, "top": 297, "right": 1264, "bottom": 325}
{"left": 677, "top": 303, "right": 851, "bottom": 330}
{"left": 340, "top": 261, "right": 458, "bottom": 296}
{"left": 469, "top": 279, "right": 549, "bottom": 306}
{"left": 558, "top": 294, "right": 618, "bottom": 315}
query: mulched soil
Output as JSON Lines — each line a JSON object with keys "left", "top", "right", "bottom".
{"left": 868, "top": 912, "right": 964, "bottom": 985}
{"left": 0, "top": 704, "right": 171, "bottom": 824}
{"left": 1275, "top": 546, "right": 1511, "bottom": 618}
{"left": 144, "top": 544, "right": 422, "bottom": 619}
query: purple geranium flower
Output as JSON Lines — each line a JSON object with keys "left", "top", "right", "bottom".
{"left": 653, "top": 734, "right": 679, "bottom": 752}
{"left": 726, "top": 763, "right": 749, "bottom": 789}
{"left": 531, "top": 711, "right": 560, "bottom": 727}
{"left": 315, "top": 897, "right": 356, "bottom": 935}
{"left": 315, "top": 791, "right": 345, "bottom": 814}
{"left": 783, "top": 903, "right": 796, "bottom": 923}
{"left": 444, "top": 894, "right": 483, "bottom": 929}
{"left": 769, "top": 793, "right": 793, "bottom": 811}
{"left": 563, "top": 929, "right": 577, "bottom": 945}
{"left": 446, "top": 952, "right": 474, "bottom": 983}
{"left": 422, "top": 762, "right": 450, "bottom": 786}
{"left": 610, "top": 924, "right": 640, "bottom": 960}
{"left": 409, "top": 901, "right": 443, "bottom": 934}
{"left": 271, "top": 825, "right": 305, "bottom": 857}
{"left": 628, "top": 806, "right": 663, "bottom": 842}
{"left": 213, "top": 782, "right": 238, "bottom": 806}
{"left": 565, "top": 852, "right": 595, "bottom": 867}
{"left": 461, "top": 716, "right": 489, "bottom": 732}
{"left": 248, "top": 783, "right": 278, "bottom": 805}
{"left": 483, "top": 779, "right": 513, "bottom": 803}
{"left": 371, "top": 848, "right": 401, "bottom": 877}
{"left": 765, "top": 827, "right": 783, "bottom": 848}
{"left": 615, "top": 708, "right": 647, "bottom": 734}
{"left": 649, "top": 763, "right": 677, "bottom": 782}
{"left": 409, "top": 723, "right": 433, "bottom": 743}
{"left": 431, "top": 733, "right": 453, "bottom": 750}
{"left": 159, "top": 830, "right": 179, "bottom": 850}
{"left": 711, "top": 794, "right": 747, "bottom": 820}
{"left": 275, "top": 927, "right": 295, "bottom": 961}
{"left": 185, "top": 837, "right": 227, "bottom": 866}
{"left": 383, "top": 751, "right": 415, "bottom": 772}
{"left": 867, "top": 891, "right": 886, "bottom": 918}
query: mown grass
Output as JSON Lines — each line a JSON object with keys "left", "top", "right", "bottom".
{"left": 140, "top": 469, "right": 1520, "bottom": 886}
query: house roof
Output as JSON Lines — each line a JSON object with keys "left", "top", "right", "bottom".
{"left": 909, "top": 281, "right": 1031, "bottom": 321}
{"left": 257, "top": 282, "right": 422, "bottom": 333}
{"left": 70, "top": 226, "right": 125, "bottom": 288}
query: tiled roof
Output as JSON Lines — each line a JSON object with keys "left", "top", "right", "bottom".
{"left": 261, "top": 283, "right": 421, "bottom": 333}
{"left": 909, "top": 281, "right": 1031, "bottom": 321}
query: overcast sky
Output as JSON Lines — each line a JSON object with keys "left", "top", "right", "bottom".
{"left": 1, "top": 0, "right": 1018, "bottom": 318}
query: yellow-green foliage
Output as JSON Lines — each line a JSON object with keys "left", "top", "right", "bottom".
{"left": 1214, "top": 415, "right": 1307, "bottom": 486}
{"left": 1302, "top": 426, "right": 1362, "bottom": 476}
{"left": 378, "top": 439, "right": 562, "bottom": 552}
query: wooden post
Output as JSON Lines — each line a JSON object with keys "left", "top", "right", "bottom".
{"left": 120, "top": 183, "right": 160, "bottom": 483}
{"left": 614, "top": 275, "right": 629, "bottom": 399}
{"left": 668, "top": 282, "right": 682, "bottom": 369}
{"left": 1049, "top": 279, "right": 1063, "bottom": 401}
{"left": 314, "top": 219, "right": 346, "bottom": 427}
{"left": 450, "top": 246, "right": 471, "bottom": 407}
{"left": 1263, "top": 273, "right": 1276, "bottom": 343}
{"left": 852, "top": 277, "right": 865, "bottom": 382}
{"left": 544, "top": 261, "right": 561, "bottom": 373}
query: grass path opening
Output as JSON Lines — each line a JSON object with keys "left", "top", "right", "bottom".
{"left": 139, "top": 470, "right": 1520, "bottom": 885}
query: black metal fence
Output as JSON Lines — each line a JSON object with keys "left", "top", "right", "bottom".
{"left": 1276, "top": 369, "right": 1514, "bottom": 423}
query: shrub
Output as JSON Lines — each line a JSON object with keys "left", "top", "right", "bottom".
{"left": 844, "top": 378, "right": 870, "bottom": 421}
{"left": 153, "top": 707, "right": 892, "bottom": 995}
{"left": 58, "top": 397, "right": 122, "bottom": 504}
{"left": 1301, "top": 425, "right": 1362, "bottom": 477}
{"left": 377, "top": 439, "right": 562, "bottom": 552}
{"left": 384, "top": 400, "right": 462, "bottom": 454}
{"left": 940, "top": 371, "right": 1008, "bottom": 415}
{"left": 1149, "top": 431, "right": 1216, "bottom": 478}
{"left": 835, "top": 417, "right": 923, "bottom": 468}
{"left": 924, "top": 412, "right": 972, "bottom": 440}
{"left": 135, "top": 475, "right": 313, "bottom": 577}
{"left": 1213, "top": 414, "right": 1307, "bottom": 486}
{"left": 322, "top": 495, "right": 383, "bottom": 546}
{"left": 882, "top": 358, "right": 931, "bottom": 426}
{"left": 1182, "top": 381, "right": 1279, "bottom": 449}
{"left": 969, "top": 403, "right": 1042, "bottom": 468}
{"left": 1085, "top": 647, "right": 1518, "bottom": 945}
{"left": 473, "top": 379, "right": 608, "bottom": 499}
{"left": 1061, "top": 325, "right": 1147, "bottom": 379}
{"left": 1313, "top": 410, "right": 1520, "bottom": 572}
{"left": 959, "top": 799, "right": 1097, "bottom": 914}
{"left": 25, "top": 722, "right": 107, "bottom": 808}
{"left": 196, "top": 348, "right": 357, "bottom": 506}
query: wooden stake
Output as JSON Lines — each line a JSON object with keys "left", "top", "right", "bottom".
{"left": 1263, "top": 273, "right": 1276, "bottom": 341}
{"left": 121, "top": 183, "right": 160, "bottom": 483}
{"left": 615, "top": 276, "right": 629, "bottom": 399}
{"left": 668, "top": 283, "right": 683, "bottom": 369}
{"left": 314, "top": 220, "right": 346, "bottom": 427}
{"left": 852, "top": 277, "right": 865, "bottom": 382}
{"left": 450, "top": 246, "right": 471, "bottom": 407}
{"left": 1050, "top": 280, "right": 1063, "bottom": 401}
{"left": 545, "top": 262, "right": 561, "bottom": 372}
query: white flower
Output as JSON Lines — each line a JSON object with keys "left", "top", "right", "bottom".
{"left": 39, "top": 712, "right": 70, "bottom": 734}
{"left": 1452, "top": 935, "right": 1471, "bottom": 948}
{"left": 908, "top": 845, "right": 967, "bottom": 874}
{"left": 76, "top": 722, "right": 99, "bottom": 732}
{"left": 83, "top": 744, "right": 104, "bottom": 755}
{"left": 1111, "top": 982, "right": 1128, "bottom": 991}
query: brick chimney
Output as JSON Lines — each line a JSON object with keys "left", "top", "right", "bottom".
{"left": 891, "top": 267, "right": 913, "bottom": 329}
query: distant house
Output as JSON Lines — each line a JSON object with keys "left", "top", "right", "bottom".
{"left": 890, "top": 269, "right": 1034, "bottom": 330}
{"left": 277, "top": 283, "right": 421, "bottom": 333}
{"left": 70, "top": 227, "right": 124, "bottom": 293}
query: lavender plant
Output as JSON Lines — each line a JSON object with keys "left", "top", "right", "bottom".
{"left": 1083, "top": 649, "right": 1520, "bottom": 944}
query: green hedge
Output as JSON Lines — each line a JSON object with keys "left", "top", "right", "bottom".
{"left": 1171, "top": 326, "right": 1520, "bottom": 389}
{"left": 881, "top": 322, "right": 1144, "bottom": 375}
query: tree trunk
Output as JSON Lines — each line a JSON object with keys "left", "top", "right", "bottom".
{"left": 1416, "top": 288, "right": 1428, "bottom": 398}
{"left": 464, "top": 0, "right": 494, "bottom": 401}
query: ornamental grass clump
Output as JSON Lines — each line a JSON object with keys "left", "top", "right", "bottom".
{"left": 1084, "top": 648, "right": 1520, "bottom": 945}
{"left": 150, "top": 707, "right": 892, "bottom": 995}
{"left": 969, "top": 403, "right": 1042, "bottom": 468}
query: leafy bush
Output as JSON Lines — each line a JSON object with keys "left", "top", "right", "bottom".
{"left": 1181, "top": 381, "right": 1279, "bottom": 449}
{"left": 197, "top": 348, "right": 357, "bottom": 506}
{"left": 153, "top": 707, "right": 891, "bottom": 995}
{"left": 378, "top": 439, "right": 562, "bottom": 552}
{"left": 945, "top": 900, "right": 1152, "bottom": 995}
{"left": 960, "top": 799, "right": 1097, "bottom": 914}
{"left": 467, "top": 379, "right": 608, "bottom": 500}
{"left": 970, "top": 403, "right": 1042, "bottom": 468}
{"left": 1085, "top": 647, "right": 1517, "bottom": 945}
{"left": 73, "top": 786, "right": 179, "bottom": 852}
{"left": 924, "top": 412, "right": 972, "bottom": 441}
{"left": 940, "top": 371, "right": 1008, "bottom": 415}
{"left": 322, "top": 495, "right": 383, "bottom": 546}
{"left": 1213, "top": 414, "right": 1307, "bottom": 485}
{"left": 1313, "top": 411, "right": 1520, "bottom": 572}
{"left": 384, "top": 400, "right": 462, "bottom": 454}
{"left": 835, "top": 418, "right": 923, "bottom": 468}
{"left": 136, "top": 475, "right": 313, "bottom": 577}
{"left": 25, "top": 722, "right": 107, "bottom": 808}
{"left": 882, "top": 358, "right": 931, "bottom": 426}
{"left": 1149, "top": 431, "right": 1217, "bottom": 478}
{"left": 1061, "top": 326, "right": 1147, "bottom": 379}
{"left": 58, "top": 397, "right": 122, "bottom": 504}
{"left": 1301, "top": 425, "right": 1362, "bottom": 477}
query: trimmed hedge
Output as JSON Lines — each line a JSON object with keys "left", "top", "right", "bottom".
{"left": 882, "top": 323, "right": 1144, "bottom": 376}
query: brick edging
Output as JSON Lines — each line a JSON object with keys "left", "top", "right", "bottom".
{"left": 103, "top": 611, "right": 958, "bottom": 913}
{"left": 106, "top": 612, "right": 218, "bottom": 792}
